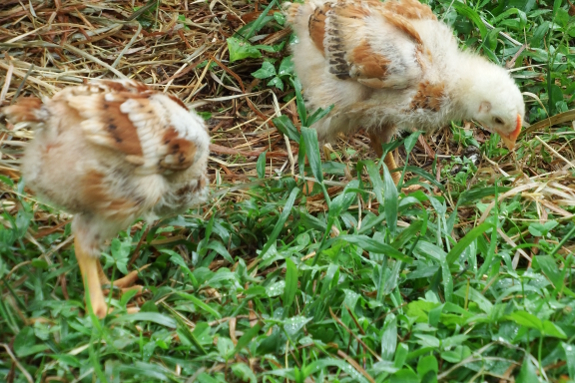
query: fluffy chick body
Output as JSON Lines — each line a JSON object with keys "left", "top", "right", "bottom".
{"left": 3, "top": 79, "right": 209, "bottom": 317}
{"left": 285, "top": 0, "right": 524, "bottom": 148}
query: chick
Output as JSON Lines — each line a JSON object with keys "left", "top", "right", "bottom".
{"left": 285, "top": 0, "right": 525, "bottom": 183}
{"left": 3, "top": 79, "right": 210, "bottom": 318}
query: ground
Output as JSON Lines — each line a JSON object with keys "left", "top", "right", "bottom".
{"left": 1, "top": 0, "right": 575, "bottom": 382}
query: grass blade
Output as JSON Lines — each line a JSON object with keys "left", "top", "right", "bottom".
{"left": 301, "top": 127, "right": 324, "bottom": 184}
{"left": 364, "top": 160, "right": 384, "bottom": 206}
{"left": 336, "top": 235, "right": 412, "bottom": 263}
{"left": 231, "top": 321, "right": 264, "bottom": 357}
{"left": 256, "top": 151, "right": 267, "bottom": 178}
{"left": 446, "top": 222, "right": 492, "bottom": 265}
{"left": 258, "top": 187, "right": 299, "bottom": 259}
{"left": 177, "top": 292, "right": 222, "bottom": 319}
{"left": 283, "top": 258, "right": 298, "bottom": 315}
{"left": 383, "top": 160, "right": 398, "bottom": 235}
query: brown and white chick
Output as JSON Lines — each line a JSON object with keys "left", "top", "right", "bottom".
{"left": 284, "top": 0, "right": 525, "bottom": 183}
{"left": 2, "top": 80, "right": 210, "bottom": 318}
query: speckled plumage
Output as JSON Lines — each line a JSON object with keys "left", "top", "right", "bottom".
{"left": 3, "top": 79, "right": 210, "bottom": 317}
{"left": 284, "top": 0, "right": 525, "bottom": 155}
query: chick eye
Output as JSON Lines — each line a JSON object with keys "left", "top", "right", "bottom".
{"left": 493, "top": 117, "right": 504, "bottom": 124}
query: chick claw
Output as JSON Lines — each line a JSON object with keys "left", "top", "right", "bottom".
{"left": 101, "top": 264, "right": 151, "bottom": 291}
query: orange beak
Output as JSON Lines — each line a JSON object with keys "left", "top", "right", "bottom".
{"left": 497, "top": 114, "right": 522, "bottom": 151}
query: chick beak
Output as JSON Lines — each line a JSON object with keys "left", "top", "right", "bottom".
{"left": 497, "top": 114, "right": 522, "bottom": 151}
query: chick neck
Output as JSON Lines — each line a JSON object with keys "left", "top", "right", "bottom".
{"left": 445, "top": 54, "right": 495, "bottom": 121}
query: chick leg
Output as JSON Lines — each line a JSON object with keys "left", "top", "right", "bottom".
{"left": 368, "top": 131, "right": 401, "bottom": 185}
{"left": 383, "top": 152, "right": 401, "bottom": 186}
{"left": 97, "top": 262, "right": 149, "bottom": 290}
{"left": 96, "top": 262, "right": 144, "bottom": 315}
{"left": 75, "top": 237, "right": 108, "bottom": 318}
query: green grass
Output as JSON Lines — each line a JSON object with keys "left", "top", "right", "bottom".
{"left": 2, "top": 0, "right": 575, "bottom": 382}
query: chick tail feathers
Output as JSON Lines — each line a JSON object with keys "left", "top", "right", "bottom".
{"left": 2, "top": 97, "right": 45, "bottom": 124}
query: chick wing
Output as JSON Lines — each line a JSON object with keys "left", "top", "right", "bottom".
{"left": 3, "top": 80, "right": 209, "bottom": 229}
{"left": 287, "top": 0, "right": 434, "bottom": 90}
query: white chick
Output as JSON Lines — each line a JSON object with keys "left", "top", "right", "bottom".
{"left": 285, "top": 0, "right": 525, "bottom": 183}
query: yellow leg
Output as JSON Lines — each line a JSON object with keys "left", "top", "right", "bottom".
{"left": 97, "top": 262, "right": 149, "bottom": 290}
{"left": 369, "top": 131, "right": 385, "bottom": 159}
{"left": 368, "top": 131, "right": 401, "bottom": 185}
{"left": 97, "top": 261, "right": 109, "bottom": 284}
{"left": 75, "top": 237, "right": 108, "bottom": 318}
{"left": 384, "top": 151, "right": 401, "bottom": 186}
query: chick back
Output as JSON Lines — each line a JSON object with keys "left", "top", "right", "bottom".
{"left": 3, "top": 80, "right": 209, "bottom": 235}
{"left": 285, "top": 0, "right": 463, "bottom": 140}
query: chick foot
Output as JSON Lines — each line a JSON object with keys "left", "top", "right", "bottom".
{"left": 98, "top": 263, "right": 150, "bottom": 289}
